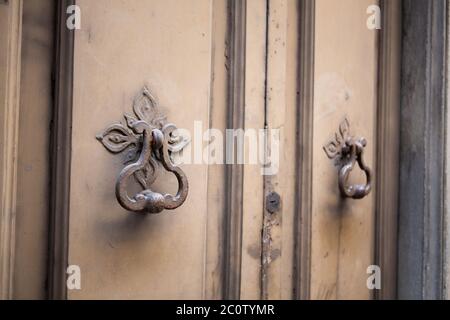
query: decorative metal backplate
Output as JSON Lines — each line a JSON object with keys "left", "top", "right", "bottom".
{"left": 323, "top": 117, "right": 372, "bottom": 199}
{"left": 97, "top": 87, "right": 189, "bottom": 213}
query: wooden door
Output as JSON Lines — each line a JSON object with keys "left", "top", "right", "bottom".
{"left": 244, "top": 0, "right": 399, "bottom": 300}
{"left": 65, "top": 0, "right": 228, "bottom": 299}
{"left": 1, "top": 0, "right": 400, "bottom": 300}
{"left": 308, "top": 0, "right": 379, "bottom": 299}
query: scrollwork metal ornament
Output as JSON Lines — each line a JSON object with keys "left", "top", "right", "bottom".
{"left": 96, "top": 87, "right": 189, "bottom": 213}
{"left": 323, "top": 117, "right": 372, "bottom": 200}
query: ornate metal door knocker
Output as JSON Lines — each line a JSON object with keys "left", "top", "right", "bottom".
{"left": 96, "top": 87, "right": 190, "bottom": 213}
{"left": 323, "top": 118, "right": 372, "bottom": 200}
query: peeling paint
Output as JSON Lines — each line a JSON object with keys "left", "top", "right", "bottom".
{"left": 261, "top": 189, "right": 281, "bottom": 299}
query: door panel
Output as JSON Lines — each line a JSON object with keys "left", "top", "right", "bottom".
{"left": 310, "top": 0, "right": 378, "bottom": 299}
{"left": 69, "top": 0, "right": 217, "bottom": 299}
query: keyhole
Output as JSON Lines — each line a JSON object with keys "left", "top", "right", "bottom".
{"left": 266, "top": 192, "right": 281, "bottom": 214}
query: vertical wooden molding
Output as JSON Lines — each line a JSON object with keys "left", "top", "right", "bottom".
{"left": 47, "top": 0, "right": 74, "bottom": 300}
{"left": 294, "top": 0, "right": 315, "bottom": 300}
{"left": 374, "top": 0, "right": 401, "bottom": 300}
{"left": 399, "top": 0, "right": 447, "bottom": 300}
{"left": 0, "top": 0, "right": 22, "bottom": 300}
{"left": 203, "top": 0, "right": 229, "bottom": 300}
{"left": 223, "top": 0, "right": 246, "bottom": 300}
{"left": 261, "top": 0, "right": 300, "bottom": 300}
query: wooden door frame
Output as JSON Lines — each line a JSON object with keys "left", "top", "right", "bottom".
{"left": 398, "top": 0, "right": 448, "bottom": 300}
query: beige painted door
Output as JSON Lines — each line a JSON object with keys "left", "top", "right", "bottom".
{"left": 62, "top": 0, "right": 399, "bottom": 300}
{"left": 308, "top": 0, "right": 378, "bottom": 299}
{"left": 68, "top": 0, "right": 227, "bottom": 299}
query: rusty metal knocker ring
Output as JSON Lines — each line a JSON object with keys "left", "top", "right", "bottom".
{"left": 338, "top": 138, "right": 372, "bottom": 199}
{"left": 115, "top": 122, "right": 188, "bottom": 213}
{"left": 323, "top": 118, "right": 372, "bottom": 200}
{"left": 97, "top": 87, "right": 190, "bottom": 214}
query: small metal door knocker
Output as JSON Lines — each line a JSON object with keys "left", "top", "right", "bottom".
{"left": 323, "top": 118, "right": 372, "bottom": 199}
{"left": 96, "top": 87, "right": 189, "bottom": 213}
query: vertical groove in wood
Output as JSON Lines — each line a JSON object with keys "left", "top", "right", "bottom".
{"left": 0, "top": 0, "right": 23, "bottom": 300}
{"left": 47, "top": 0, "right": 74, "bottom": 300}
{"left": 374, "top": 0, "right": 401, "bottom": 300}
{"left": 294, "top": 0, "right": 315, "bottom": 300}
{"left": 223, "top": 0, "right": 246, "bottom": 300}
{"left": 204, "top": 0, "right": 229, "bottom": 300}
{"left": 261, "top": 0, "right": 299, "bottom": 300}
{"left": 260, "top": 0, "right": 271, "bottom": 300}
